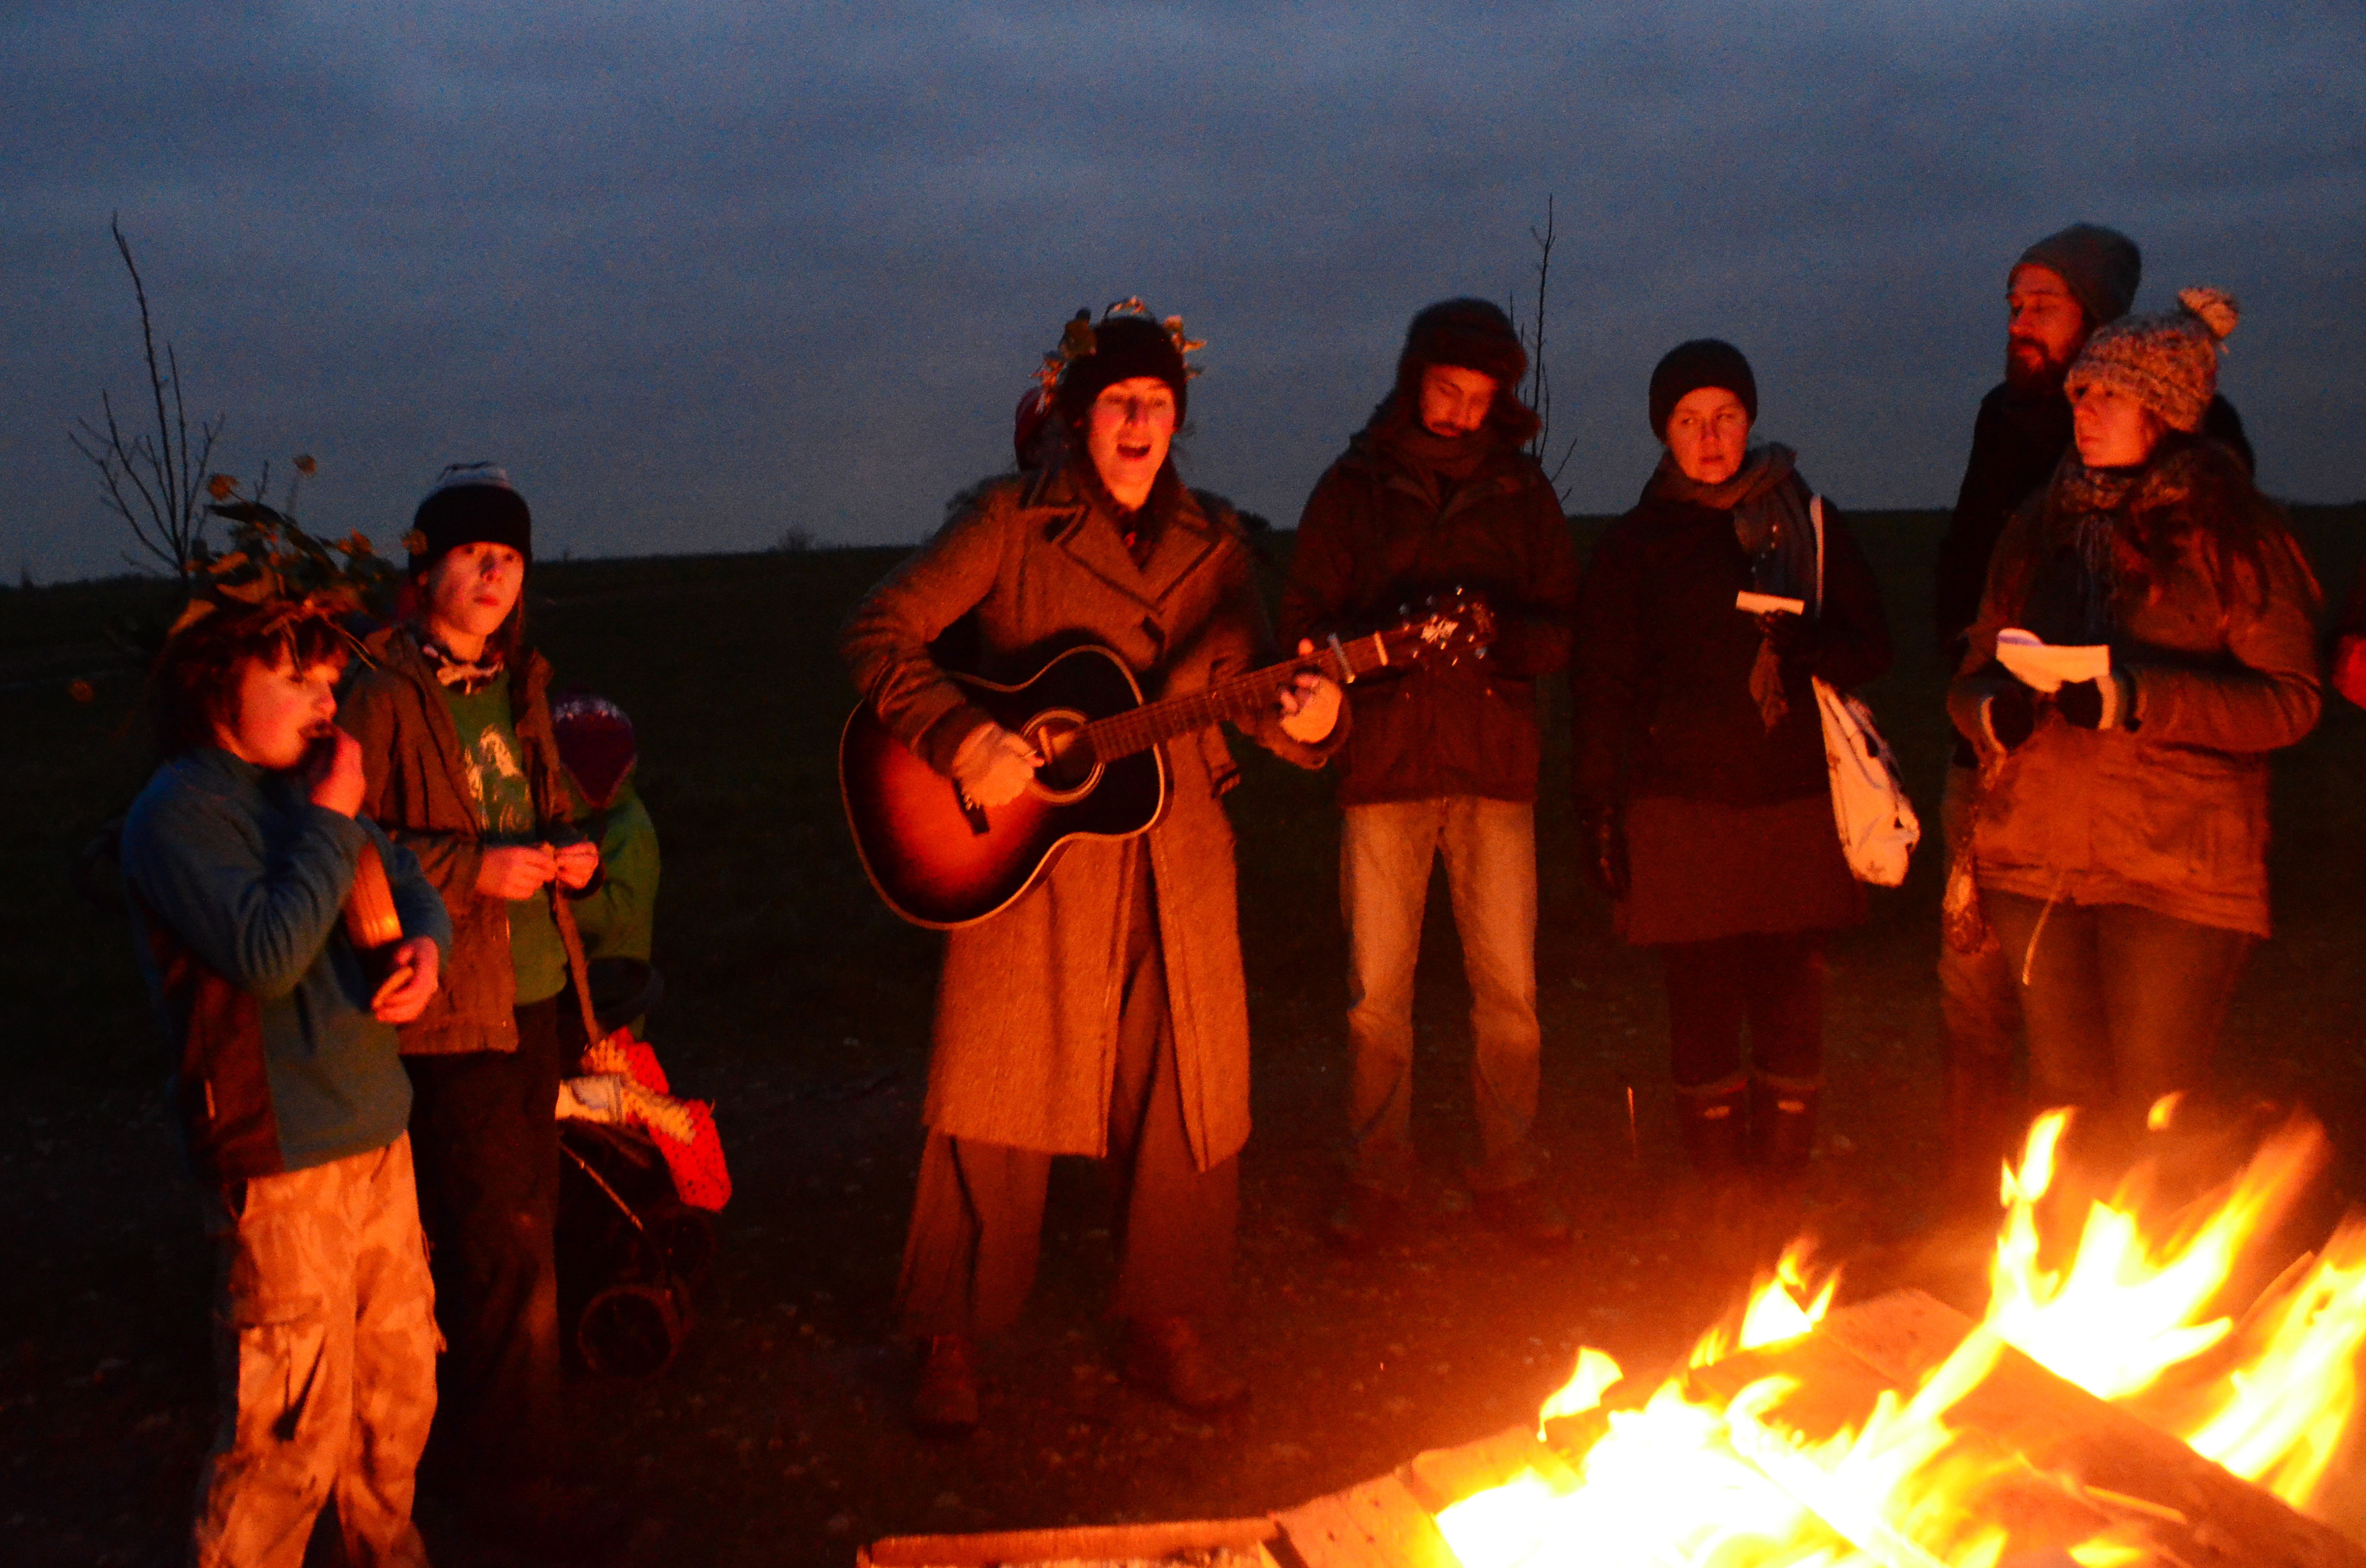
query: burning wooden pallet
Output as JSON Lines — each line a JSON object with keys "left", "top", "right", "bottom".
{"left": 860, "top": 1288, "right": 2366, "bottom": 1568}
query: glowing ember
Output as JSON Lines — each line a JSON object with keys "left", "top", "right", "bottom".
{"left": 1433, "top": 1107, "right": 2366, "bottom": 1567}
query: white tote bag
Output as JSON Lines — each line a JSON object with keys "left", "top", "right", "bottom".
{"left": 1808, "top": 497, "right": 1920, "bottom": 887}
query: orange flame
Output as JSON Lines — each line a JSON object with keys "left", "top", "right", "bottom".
{"left": 1433, "top": 1108, "right": 2366, "bottom": 1567}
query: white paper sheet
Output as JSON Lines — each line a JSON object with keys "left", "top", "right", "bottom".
{"left": 1995, "top": 628, "right": 2110, "bottom": 693}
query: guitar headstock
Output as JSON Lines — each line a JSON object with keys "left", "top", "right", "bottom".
{"left": 1379, "top": 588, "right": 1497, "bottom": 667}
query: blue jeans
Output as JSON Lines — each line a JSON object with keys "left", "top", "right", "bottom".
{"left": 1341, "top": 797, "right": 1541, "bottom": 1196}
{"left": 1985, "top": 891, "right": 2251, "bottom": 1143}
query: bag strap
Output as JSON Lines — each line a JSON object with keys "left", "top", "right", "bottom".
{"left": 551, "top": 891, "right": 603, "bottom": 1053}
{"left": 1810, "top": 494, "right": 1826, "bottom": 616}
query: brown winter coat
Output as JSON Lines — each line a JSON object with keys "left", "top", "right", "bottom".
{"left": 841, "top": 461, "right": 1341, "bottom": 1170}
{"left": 1948, "top": 439, "right": 2321, "bottom": 937}
{"left": 343, "top": 627, "right": 584, "bottom": 1055}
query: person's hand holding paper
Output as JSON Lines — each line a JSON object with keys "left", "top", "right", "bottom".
{"left": 1994, "top": 628, "right": 2111, "bottom": 693}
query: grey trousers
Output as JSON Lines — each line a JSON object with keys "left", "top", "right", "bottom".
{"left": 896, "top": 860, "right": 1237, "bottom": 1338}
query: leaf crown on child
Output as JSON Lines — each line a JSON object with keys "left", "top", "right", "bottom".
{"left": 150, "top": 493, "right": 396, "bottom": 756}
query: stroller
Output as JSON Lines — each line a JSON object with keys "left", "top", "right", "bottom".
{"left": 554, "top": 954, "right": 730, "bottom": 1378}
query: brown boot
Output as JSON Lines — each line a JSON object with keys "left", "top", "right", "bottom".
{"left": 1750, "top": 1075, "right": 1820, "bottom": 1170}
{"left": 912, "top": 1334, "right": 980, "bottom": 1434}
{"left": 1121, "top": 1317, "right": 1247, "bottom": 1412}
{"left": 1675, "top": 1078, "right": 1748, "bottom": 1173}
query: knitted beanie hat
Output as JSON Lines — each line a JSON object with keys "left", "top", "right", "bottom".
{"left": 2014, "top": 223, "right": 2142, "bottom": 327}
{"left": 1395, "top": 298, "right": 1528, "bottom": 393}
{"left": 1052, "top": 313, "right": 1191, "bottom": 422}
{"left": 2064, "top": 287, "right": 2238, "bottom": 433}
{"left": 1648, "top": 339, "right": 1757, "bottom": 439}
{"left": 408, "top": 463, "right": 531, "bottom": 579}
{"left": 552, "top": 692, "right": 638, "bottom": 808}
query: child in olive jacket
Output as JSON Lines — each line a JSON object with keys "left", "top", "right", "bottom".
{"left": 342, "top": 465, "right": 613, "bottom": 1550}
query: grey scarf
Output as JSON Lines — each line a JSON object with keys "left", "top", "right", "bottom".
{"left": 1648, "top": 444, "right": 1819, "bottom": 729}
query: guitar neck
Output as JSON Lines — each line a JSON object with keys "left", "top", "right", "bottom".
{"left": 1078, "top": 631, "right": 1400, "bottom": 763}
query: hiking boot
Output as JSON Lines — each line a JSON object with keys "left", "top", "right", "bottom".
{"left": 1325, "top": 1181, "right": 1405, "bottom": 1253}
{"left": 1472, "top": 1180, "right": 1573, "bottom": 1249}
{"left": 1122, "top": 1317, "right": 1247, "bottom": 1412}
{"left": 912, "top": 1334, "right": 980, "bottom": 1435}
{"left": 1750, "top": 1076, "right": 1820, "bottom": 1170}
{"left": 467, "top": 1475, "right": 630, "bottom": 1563}
{"left": 1676, "top": 1079, "right": 1748, "bottom": 1174}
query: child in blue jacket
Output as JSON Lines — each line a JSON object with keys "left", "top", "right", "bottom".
{"left": 123, "top": 595, "right": 450, "bottom": 1568}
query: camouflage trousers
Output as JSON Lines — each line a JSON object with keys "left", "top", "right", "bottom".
{"left": 192, "top": 1133, "right": 439, "bottom": 1568}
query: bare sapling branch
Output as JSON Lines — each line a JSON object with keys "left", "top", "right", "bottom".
{"left": 68, "top": 214, "right": 224, "bottom": 579}
{"left": 1508, "top": 195, "right": 1584, "bottom": 504}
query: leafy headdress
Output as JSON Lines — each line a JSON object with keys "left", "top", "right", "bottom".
{"left": 164, "top": 463, "right": 398, "bottom": 654}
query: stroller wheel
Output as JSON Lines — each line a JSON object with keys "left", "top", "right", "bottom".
{"left": 578, "top": 1277, "right": 688, "bottom": 1378}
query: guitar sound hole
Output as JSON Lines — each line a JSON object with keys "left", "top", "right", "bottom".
{"left": 1027, "top": 713, "right": 1101, "bottom": 800}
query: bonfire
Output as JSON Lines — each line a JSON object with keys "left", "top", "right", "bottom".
{"left": 867, "top": 1102, "right": 2366, "bottom": 1568}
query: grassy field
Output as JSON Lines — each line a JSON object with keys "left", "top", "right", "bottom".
{"left": 2, "top": 505, "right": 2362, "bottom": 1564}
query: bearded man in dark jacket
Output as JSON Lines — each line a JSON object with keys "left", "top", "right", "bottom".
{"left": 1930, "top": 223, "right": 2253, "bottom": 1202}
{"left": 1279, "top": 299, "right": 1580, "bottom": 1251}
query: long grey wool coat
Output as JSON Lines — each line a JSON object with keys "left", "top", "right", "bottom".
{"left": 841, "top": 461, "right": 1340, "bottom": 1171}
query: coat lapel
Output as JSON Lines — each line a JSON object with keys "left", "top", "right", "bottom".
{"left": 1041, "top": 464, "right": 1227, "bottom": 621}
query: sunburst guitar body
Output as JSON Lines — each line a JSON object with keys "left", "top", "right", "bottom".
{"left": 839, "top": 591, "right": 1496, "bottom": 928}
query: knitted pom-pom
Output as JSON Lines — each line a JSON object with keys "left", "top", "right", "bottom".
{"left": 2178, "top": 286, "right": 2239, "bottom": 342}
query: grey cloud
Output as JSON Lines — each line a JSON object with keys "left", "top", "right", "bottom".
{"left": 3, "top": 0, "right": 2360, "bottom": 583}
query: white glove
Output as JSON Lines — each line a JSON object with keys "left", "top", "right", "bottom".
{"left": 950, "top": 722, "right": 1041, "bottom": 808}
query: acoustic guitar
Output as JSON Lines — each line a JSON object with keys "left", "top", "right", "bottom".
{"left": 841, "top": 591, "right": 1495, "bottom": 928}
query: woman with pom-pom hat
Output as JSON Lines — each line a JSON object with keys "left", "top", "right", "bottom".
{"left": 1946, "top": 288, "right": 2321, "bottom": 1153}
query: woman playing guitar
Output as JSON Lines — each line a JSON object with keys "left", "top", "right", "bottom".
{"left": 841, "top": 301, "right": 1344, "bottom": 1433}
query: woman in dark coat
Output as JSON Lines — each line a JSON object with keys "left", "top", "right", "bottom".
{"left": 1571, "top": 341, "right": 1892, "bottom": 1170}
{"left": 1947, "top": 290, "right": 2317, "bottom": 1156}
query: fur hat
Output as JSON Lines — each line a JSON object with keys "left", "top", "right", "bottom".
{"left": 2064, "top": 287, "right": 2238, "bottom": 434}
{"left": 1648, "top": 339, "right": 1757, "bottom": 440}
{"left": 2014, "top": 223, "right": 2142, "bottom": 328}
{"left": 1396, "top": 298, "right": 1528, "bottom": 391}
{"left": 408, "top": 463, "right": 531, "bottom": 578}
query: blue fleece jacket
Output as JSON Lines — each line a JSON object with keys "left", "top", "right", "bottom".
{"left": 123, "top": 748, "right": 452, "bottom": 1174}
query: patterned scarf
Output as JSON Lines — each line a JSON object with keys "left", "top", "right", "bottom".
{"left": 414, "top": 628, "right": 505, "bottom": 694}
{"left": 2047, "top": 453, "right": 2150, "bottom": 644}
{"left": 1647, "top": 444, "right": 1818, "bottom": 729}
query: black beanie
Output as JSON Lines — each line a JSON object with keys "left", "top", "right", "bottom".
{"left": 1396, "top": 298, "right": 1527, "bottom": 393}
{"left": 1648, "top": 340, "right": 1758, "bottom": 440}
{"left": 408, "top": 464, "right": 532, "bottom": 579}
{"left": 1054, "top": 314, "right": 1190, "bottom": 422}
{"left": 2015, "top": 223, "right": 2141, "bottom": 329}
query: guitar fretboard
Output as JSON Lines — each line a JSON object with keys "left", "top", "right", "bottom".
{"left": 1076, "top": 632, "right": 1401, "bottom": 764}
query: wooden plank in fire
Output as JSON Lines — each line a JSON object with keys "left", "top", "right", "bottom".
{"left": 1272, "top": 1472, "right": 1457, "bottom": 1568}
{"left": 859, "top": 1515, "right": 1279, "bottom": 1567}
{"left": 1687, "top": 1287, "right": 2366, "bottom": 1568}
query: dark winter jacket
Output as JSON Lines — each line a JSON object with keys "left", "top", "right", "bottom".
{"left": 1278, "top": 414, "right": 1578, "bottom": 805}
{"left": 1572, "top": 475, "right": 1892, "bottom": 814}
{"left": 342, "top": 627, "right": 588, "bottom": 1056}
{"left": 123, "top": 748, "right": 451, "bottom": 1183}
{"left": 1947, "top": 437, "right": 2318, "bottom": 937}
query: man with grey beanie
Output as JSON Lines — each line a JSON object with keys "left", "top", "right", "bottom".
{"left": 1927, "top": 224, "right": 2252, "bottom": 1208}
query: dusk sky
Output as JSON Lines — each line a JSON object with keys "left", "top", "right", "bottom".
{"left": 5, "top": 1, "right": 2360, "bottom": 583}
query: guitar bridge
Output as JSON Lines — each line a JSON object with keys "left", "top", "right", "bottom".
{"left": 952, "top": 781, "right": 991, "bottom": 836}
